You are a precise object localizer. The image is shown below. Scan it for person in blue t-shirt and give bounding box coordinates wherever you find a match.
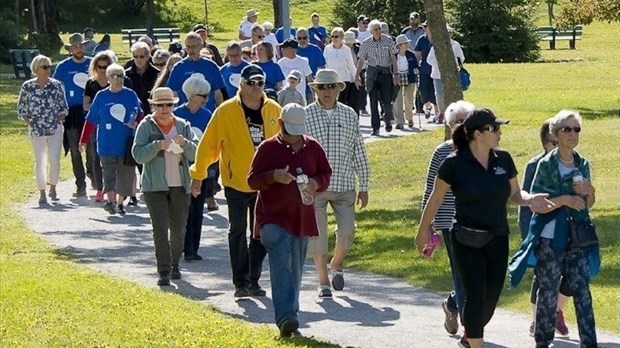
[53,33,93,197]
[295,27,326,103]
[308,13,328,50]
[173,76,220,261]
[275,26,296,43]
[166,33,225,112]
[220,42,249,98]
[79,64,142,216]
[254,41,285,91]
[413,28,437,119]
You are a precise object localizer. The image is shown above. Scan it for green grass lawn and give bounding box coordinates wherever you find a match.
[1,6,618,346]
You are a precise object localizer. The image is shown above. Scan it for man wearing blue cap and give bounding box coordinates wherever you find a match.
[190,64,282,299]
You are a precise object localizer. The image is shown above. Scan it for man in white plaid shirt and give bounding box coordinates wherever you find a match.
[304,69,370,298]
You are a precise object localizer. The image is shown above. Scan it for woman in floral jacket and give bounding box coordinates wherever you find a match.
[17,55,68,204]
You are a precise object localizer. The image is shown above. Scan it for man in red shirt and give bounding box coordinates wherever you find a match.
[247,103,332,338]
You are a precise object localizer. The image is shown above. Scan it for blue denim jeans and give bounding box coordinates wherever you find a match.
[441,228,465,322]
[260,224,308,327]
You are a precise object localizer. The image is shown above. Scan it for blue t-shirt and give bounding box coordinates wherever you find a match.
[166,57,225,112]
[308,26,327,50]
[173,104,212,140]
[86,87,142,157]
[255,61,286,91]
[275,27,297,43]
[413,35,433,75]
[220,60,249,99]
[52,56,92,107]
[296,44,326,76]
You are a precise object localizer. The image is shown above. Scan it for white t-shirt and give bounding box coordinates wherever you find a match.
[239,20,254,38]
[427,39,465,80]
[357,29,371,43]
[397,54,409,73]
[277,56,313,98]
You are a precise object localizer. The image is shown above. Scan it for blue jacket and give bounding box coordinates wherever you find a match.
[508,149,600,288]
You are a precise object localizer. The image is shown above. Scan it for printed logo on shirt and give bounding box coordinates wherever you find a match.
[190,72,206,80]
[109,104,127,123]
[229,73,241,88]
[494,166,507,175]
[248,122,264,147]
[192,126,203,140]
[72,72,89,89]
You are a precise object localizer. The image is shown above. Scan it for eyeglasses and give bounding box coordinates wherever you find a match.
[40,65,52,70]
[362,21,369,25]
[331,35,340,39]
[315,83,338,90]
[97,65,109,70]
[196,94,208,99]
[297,36,308,40]
[133,54,146,59]
[560,126,581,133]
[372,28,381,32]
[109,74,124,79]
[479,125,501,133]
[156,103,175,108]
[245,80,265,87]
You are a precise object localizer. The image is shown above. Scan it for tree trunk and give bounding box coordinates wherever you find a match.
[273,0,282,27]
[422,0,463,140]
[28,0,37,32]
[15,0,20,26]
[145,0,153,37]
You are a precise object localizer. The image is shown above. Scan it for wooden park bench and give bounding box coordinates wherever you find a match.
[121,28,181,50]
[537,25,583,50]
[8,49,41,79]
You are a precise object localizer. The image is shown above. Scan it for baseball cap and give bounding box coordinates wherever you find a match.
[410,12,420,18]
[192,24,207,33]
[280,103,307,135]
[279,39,299,49]
[287,70,303,80]
[357,15,369,22]
[463,108,509,130]
[240,64,265,81]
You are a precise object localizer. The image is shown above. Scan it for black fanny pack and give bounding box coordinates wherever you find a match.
[455,224,494,249]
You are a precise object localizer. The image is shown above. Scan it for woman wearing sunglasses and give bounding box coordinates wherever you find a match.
[17,54,68,204]
[132,87,198,286]
[416,108,554,348]
[510,110,599,348]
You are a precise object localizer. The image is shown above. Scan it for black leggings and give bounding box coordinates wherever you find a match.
[451,232,508,339]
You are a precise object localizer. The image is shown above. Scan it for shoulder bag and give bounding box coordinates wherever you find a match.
[566,207,598,249]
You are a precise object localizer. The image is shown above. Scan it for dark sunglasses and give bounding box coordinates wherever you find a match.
[109,74,125,79]
[560,126,581,133]
[315,83,338,90]
[297,36,308,40]
[362,21,369,25]
[40,65,52,70]
[245,80,265,87]
[97,65,109,70]
[133,54,146,59]
[156,103,175,108]
[196,94,208,99]
[479,125,501,133]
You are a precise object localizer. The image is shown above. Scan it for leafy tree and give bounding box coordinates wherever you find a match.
[556,0,620,27]
[445,0,540,63]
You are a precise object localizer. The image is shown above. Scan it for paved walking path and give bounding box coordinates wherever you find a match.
[20,114,619,347]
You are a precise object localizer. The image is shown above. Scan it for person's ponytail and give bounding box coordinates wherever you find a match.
[452,123,469,151]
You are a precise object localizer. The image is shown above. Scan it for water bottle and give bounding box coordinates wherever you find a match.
[422,230,441,258]
[295,167,314,205]
[572,170,583,184]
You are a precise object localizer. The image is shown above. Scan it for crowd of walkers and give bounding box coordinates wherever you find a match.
[16,9,600,348]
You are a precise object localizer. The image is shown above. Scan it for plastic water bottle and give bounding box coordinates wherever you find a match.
[295,167,314,205]
[572,170,583,183]
[423,231,441,258]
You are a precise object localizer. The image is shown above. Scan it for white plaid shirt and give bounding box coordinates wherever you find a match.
[305,102,370,192]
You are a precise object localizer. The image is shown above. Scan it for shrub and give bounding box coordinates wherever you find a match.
[0,11,27,64]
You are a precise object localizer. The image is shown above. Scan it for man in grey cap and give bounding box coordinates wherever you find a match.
[248,102,332,337]
[305,69,370,298]
[54,33,93,197]
[83,27,98,56]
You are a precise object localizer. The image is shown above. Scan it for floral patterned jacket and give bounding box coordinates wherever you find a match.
[17,78,68,137]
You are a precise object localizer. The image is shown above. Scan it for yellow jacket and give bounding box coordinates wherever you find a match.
[189,95,281,193]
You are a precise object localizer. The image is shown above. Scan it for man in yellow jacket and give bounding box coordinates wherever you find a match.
[190,64,281,299]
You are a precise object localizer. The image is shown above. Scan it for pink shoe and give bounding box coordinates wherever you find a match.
[95,190,104,202]
[555,310,569,336]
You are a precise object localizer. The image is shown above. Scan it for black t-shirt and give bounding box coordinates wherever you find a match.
[438,148,517,235]
[84,79,134,101]
[241,100,264,148]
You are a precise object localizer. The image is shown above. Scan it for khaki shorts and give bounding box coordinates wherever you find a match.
[307,190,356,257]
